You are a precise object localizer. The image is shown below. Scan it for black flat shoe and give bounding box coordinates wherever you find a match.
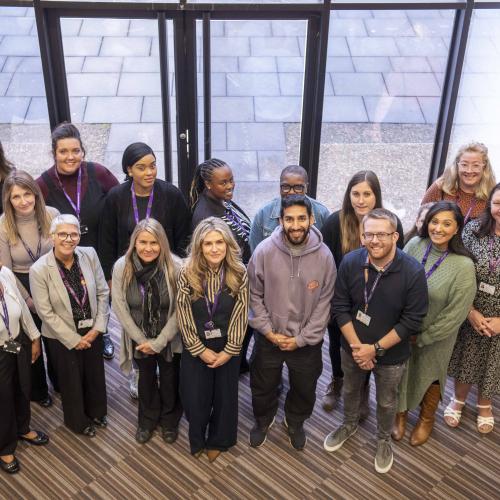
[19,430,49,446]
[93,416,108,428]
[161,427,178,444]
[37,396,53,408]
[102,336,115,360]
[0,456,20,474]
[135,427,153,444]
[82,425,96,437]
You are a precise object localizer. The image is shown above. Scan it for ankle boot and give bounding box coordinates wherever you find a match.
[391,411,408,441]
[322,376,343,412]
[410,384,441,446]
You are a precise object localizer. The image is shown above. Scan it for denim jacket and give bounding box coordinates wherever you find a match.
[249,195,330,252]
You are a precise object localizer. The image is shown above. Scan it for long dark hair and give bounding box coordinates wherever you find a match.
[419,201,472,258]
[189,158,228,210]
[340,170,382,255]
[473,182,500,238]
[404,202,435,244]
[0,141,13,181]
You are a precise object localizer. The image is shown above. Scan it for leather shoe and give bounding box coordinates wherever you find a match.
[391,411,408,441]
[93,416,108,428]
[0,456,20,474]
[37,395,53,408]
[19,430,49,446]
[135,427,153,444]
[102,336,114,360]
[82,425,96,437]
[206,449,221,463]
[161,427,178,444]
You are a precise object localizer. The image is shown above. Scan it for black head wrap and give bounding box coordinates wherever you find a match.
[122,142,155,179]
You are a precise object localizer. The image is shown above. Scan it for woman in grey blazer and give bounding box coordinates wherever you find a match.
[29,214,110,437]
[112,218,182,444]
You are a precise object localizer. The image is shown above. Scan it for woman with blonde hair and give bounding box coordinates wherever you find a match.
[0,170,59,407]
[112,218,183,444]
[421,142,496,222]
[177,217,248,462]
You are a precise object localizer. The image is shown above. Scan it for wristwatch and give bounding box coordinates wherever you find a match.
[374,341,386,358]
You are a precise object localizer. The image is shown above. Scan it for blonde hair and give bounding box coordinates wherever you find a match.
[121,218,177,296]
[1,170,52,245]
[184,217,245,300]
[438,142,496,200]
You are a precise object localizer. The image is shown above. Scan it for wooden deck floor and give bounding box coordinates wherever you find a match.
[1,313,499,499]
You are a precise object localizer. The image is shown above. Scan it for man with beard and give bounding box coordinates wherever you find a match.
[324,208,428,474]
[247,195,336,450]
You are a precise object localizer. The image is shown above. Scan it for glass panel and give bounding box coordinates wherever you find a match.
[317,9,454,230]
[450,9,500,180]
[0,6,52,177]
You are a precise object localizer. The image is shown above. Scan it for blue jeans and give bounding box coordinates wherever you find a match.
[341,349,406,440]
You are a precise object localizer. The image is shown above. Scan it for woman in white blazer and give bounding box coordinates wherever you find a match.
[0,265,48,474]
[29,214,110,437]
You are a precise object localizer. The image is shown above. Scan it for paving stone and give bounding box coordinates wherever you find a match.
[227,73,279,96]
[3,57,23,72]
[486,37,500,56]
[365,19,415,37]
[326,37,350,57]
[67,73,119,97]
[0,7,28,16]
[101,37,151,57]
[0,56,5,71]
[472,18,500,36]
[84,96,142,123]
[352,57,392,72]
[238,57,276,73]
[24,96,49,124]
[118,73,161,97]
[196,73,226,97]
[337,11,372,19]
[254,96,301,122]
[83,57,123,73]
[15,57,42,73]
[277,57,305,72]
[0,17,34,36]
[322,96,368,122]
[141,96,170,123]
[459,73,498,97]
[211,150,258,181]
[225,21,272,37]
[211,96,254,122]
[212,37,250,57]
[329,18,367,37]
[473,97,500,125]
[227,122,285,151]
[390,56,431,72]
[427,56,447,73]
[465,56,500,73]
[410,18,453,37]
[206,57,238,73]
[0,96,29,123]
[60,18,83,37]
[279,72,333,96]
[371,10,407,19]
[80,19,130,37]
[364,96,425,123]
[251,37,300,57]
[122,56,160,72]
[406,10,441,19]
[384,72,440,97]
[0,36,41,57]
[326,57,354,72]
[257,150,287,182]
[271,20,307,37]
[199,122,226,151]
[7,73,45,97]
[129,19,158,37]
[65,57,85,73]
[332,73,388,96]
[62,37,101,57]
[347,37,399,57]
[417,96,441,124]
[395,37,448,57]
[107,122,164,151]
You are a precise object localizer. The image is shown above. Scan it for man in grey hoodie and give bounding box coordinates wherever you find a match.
[248,194,336,450]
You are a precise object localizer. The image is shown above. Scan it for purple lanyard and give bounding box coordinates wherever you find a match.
[58,265,88,317]
[131,184,154,225]
[0,288,11,338]
[489,237,500,273]
[421,242,449,280]
[55,167,82,219]
[363,257,392,313]
[224,202,248,234]
[203,267,225,330]
[19,235,41,263]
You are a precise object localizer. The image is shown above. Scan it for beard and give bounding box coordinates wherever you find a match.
[284,226,310,246]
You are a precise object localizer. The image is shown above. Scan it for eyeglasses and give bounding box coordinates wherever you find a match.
[56,232,80,241]
[363,232,395,241]
[280,184,306,194]
[457,162,484,171]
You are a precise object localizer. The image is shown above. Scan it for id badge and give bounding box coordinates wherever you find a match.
[78,318,94,329]
[356,310,371,326]
[204,328,222,339]
[80,224,89,235]
[3,339,21,355]
[479,282,496,295]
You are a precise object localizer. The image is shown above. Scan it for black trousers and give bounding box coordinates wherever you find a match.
[180,337,241,455]
[48,336,107,434]
[327,323,343,379]
[0,333,32,456]
[134,353,182,431]
[250,335,323,428]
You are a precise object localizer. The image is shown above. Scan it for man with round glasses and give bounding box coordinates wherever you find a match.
[249,165,330,252]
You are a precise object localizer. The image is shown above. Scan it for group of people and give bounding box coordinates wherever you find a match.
[0,126,498,476]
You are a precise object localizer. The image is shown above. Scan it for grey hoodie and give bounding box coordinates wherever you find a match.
[248,225,336,347]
